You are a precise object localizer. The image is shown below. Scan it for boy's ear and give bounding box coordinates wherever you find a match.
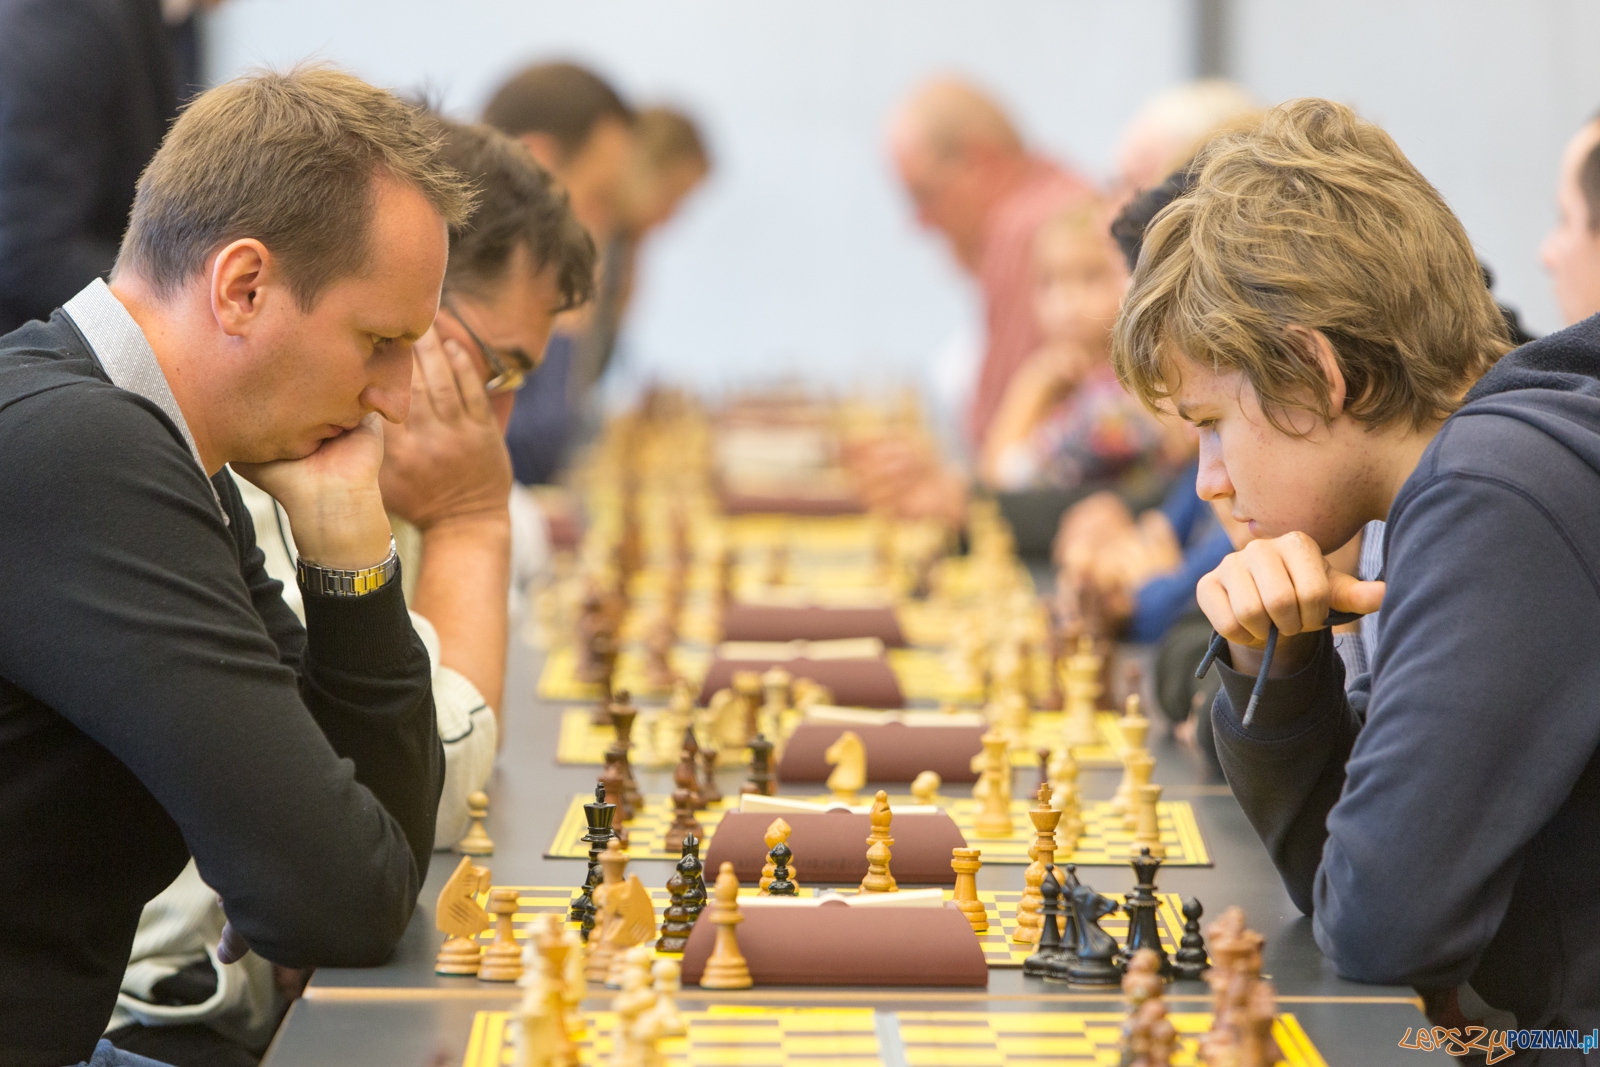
[1286,325,1347,418]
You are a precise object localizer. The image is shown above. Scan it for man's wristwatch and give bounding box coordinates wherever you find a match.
[296,537,400,597]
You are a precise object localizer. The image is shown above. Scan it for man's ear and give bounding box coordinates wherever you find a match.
[518,132,565,174]
[1287,325,1347,419]
[210,239,274,338]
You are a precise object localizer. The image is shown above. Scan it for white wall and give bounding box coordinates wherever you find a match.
[205,0,1191,395]
[1233,0,1600,336]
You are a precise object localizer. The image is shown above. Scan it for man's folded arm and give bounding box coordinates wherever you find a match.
[0,388,441,966]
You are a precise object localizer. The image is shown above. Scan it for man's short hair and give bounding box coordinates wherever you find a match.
[116,66,474,310]
[481,61,632,160]
[634,106,710,174]
[433,118,596,312]
[1114,98,1512,432]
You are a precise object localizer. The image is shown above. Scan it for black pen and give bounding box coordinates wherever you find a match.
[1195,610,1364,727]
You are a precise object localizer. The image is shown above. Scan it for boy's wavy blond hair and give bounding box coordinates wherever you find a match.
[1113,98,1512,432]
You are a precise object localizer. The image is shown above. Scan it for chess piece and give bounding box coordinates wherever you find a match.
[679,834,708,921]
[609,944,658,1067]
[599,750,633,842]
[759,818,797,892]
[910,770,942,806]
[859,790,897,893]
[766,840,797,896]
[1172,897,1210,980]
[590,842,658,988]
[824,730,866,804]
[609,692,644,812]
[1065,881,1124,985]
[644,613,677,690]
[764,544,788,587]
[515,914,581,1067]
[700,862,753,989]
[1130,781,1166,860]
[665,749,704,853]
[708,688,745,752]
[999,690,1031,749]
[1110,694,1151,820]
[698,747,723,807]
[1013,783,1062,945]
[586,841,630,982]
[1121,949,1171,1067]
[679,726,703,808]
[434,855,492,976]
[570,783,618,939]
[733,670,764,745]
[1120,749,1156,832]
[1060,635,1102,748]
[950,848,988,933]
[1022,867,1067,978]
[742,733,777,796]
[455,791,495,856]
[760,666,791,740]
[656,853,695,954]
[658,680,696,765]
[1123,848,1171,977]
[972,731,1014,838]
[1047,747,1084,853]
[479,887,524,981]
[640,957,687,1041]
[791,676,833,713]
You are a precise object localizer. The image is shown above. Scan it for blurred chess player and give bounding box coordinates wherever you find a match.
[111,118,595,1066]
[483,61,634,487]
[0,0,228,335]
[1542,111,1600,327]
[0,68,471,1067]
[1109,79,1256,199]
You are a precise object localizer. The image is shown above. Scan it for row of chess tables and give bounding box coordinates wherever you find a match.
[260,630,1448,1066]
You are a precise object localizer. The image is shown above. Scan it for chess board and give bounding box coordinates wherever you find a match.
[545,795,1210,867]
[462,1007,1329,1067]
[887,649,1055,704]
[468,886,1183,971]
[537,646,712,702]
[553,708,1125,770]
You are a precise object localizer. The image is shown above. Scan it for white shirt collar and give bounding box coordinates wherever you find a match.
[63,279,227,522]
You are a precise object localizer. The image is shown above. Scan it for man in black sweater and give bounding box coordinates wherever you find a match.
[1115,100,1599,1060]
[0,68,473,1067]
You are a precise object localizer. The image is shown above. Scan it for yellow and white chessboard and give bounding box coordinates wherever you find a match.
[554,709,1127,770]
[463,1007,1329,1067]
[466,886,1182,971]
[538,646,712,702]
[545,795,1210,867]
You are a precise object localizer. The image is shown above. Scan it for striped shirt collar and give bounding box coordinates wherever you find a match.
[63,278,227,522]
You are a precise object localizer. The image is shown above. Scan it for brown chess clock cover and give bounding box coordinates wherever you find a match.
[703,809,966,884]
[680,899,988,986]
[717,491,866,516]
[697,656,904,708]
[777,721,985,783]
[719,604,908,646]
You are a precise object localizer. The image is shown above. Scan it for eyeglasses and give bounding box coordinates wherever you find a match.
[439,294,538,394]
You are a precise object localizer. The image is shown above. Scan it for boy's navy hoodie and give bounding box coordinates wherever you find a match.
[1212,316,1600,1060]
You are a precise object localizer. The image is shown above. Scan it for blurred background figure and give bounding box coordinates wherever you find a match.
[483,60,635,487]
[1109,78,1256,199]
[0,0,223,334]
[579,105,711,407]
[1542,111,1600,327]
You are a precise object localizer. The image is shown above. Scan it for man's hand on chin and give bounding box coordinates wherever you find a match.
[233,413,395,570]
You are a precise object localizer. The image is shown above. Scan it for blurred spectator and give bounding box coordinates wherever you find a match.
[0,0,224,335]
[577,104,711,398]
[1110,79,1256,199]
[1541,111,1600,326]
[887,77,1093,447]
[483,61,634,484]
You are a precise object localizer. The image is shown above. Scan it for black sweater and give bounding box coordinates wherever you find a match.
[1213,319,1600,1060]
[0,314,443,1066]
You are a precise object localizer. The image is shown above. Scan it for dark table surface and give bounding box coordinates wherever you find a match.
[266,629,1443,1066]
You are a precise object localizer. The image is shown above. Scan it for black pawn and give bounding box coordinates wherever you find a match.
[1023,868,1065,978]
[742,733,776,796]
[679,834,708,921]
[766,841,797,896]
[1172,897,1210,980]
[656,851,696,953]
[1122,847,1171,977]
[570,782,617,939]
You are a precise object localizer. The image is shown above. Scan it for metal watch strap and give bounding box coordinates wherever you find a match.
[296,537,400,597]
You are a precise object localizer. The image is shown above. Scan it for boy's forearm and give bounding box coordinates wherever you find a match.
[409,514,512,714]
[1211,631,1362,913]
